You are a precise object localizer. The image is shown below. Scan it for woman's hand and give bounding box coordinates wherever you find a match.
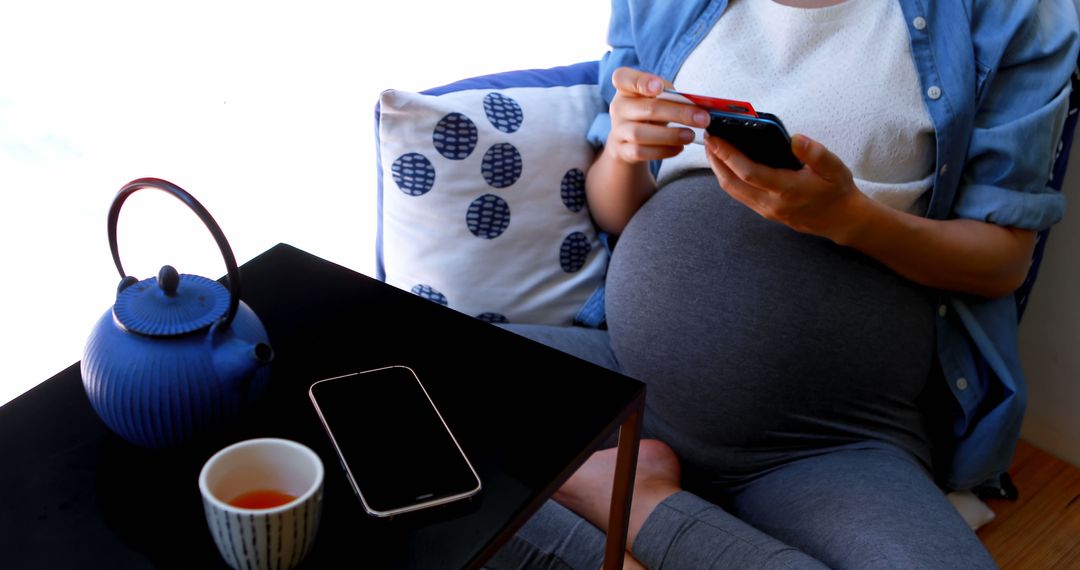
[605,67,712,164]
[705,132,1036,298]
[587,67,713,234]
[703,132,870,243]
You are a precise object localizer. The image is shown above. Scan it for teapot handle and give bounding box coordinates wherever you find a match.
[107,178,242,330]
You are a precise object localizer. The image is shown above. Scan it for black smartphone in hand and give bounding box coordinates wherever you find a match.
[660,89,803,170]
[309,365,482,518]
[705,111,803,170]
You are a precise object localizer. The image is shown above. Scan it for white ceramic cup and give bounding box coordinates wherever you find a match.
[199,438,325,570]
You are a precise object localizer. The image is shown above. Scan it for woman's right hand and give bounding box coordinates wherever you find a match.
[605,67,713,164]
[586,67,713,233]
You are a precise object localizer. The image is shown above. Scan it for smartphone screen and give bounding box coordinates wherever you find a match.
[308,366,481,517]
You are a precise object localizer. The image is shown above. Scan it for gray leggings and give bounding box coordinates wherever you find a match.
[488,172,995,568]
[488,445,993,569]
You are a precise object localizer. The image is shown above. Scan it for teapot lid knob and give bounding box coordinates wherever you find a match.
[158,265,180,296]
[113,268,231,336]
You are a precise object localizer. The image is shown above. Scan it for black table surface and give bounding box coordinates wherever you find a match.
[0,243,644,569]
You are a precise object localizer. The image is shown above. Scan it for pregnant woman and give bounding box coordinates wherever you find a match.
[490,0,1079,568]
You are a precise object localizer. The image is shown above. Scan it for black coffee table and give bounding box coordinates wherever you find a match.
[0,243,644,569]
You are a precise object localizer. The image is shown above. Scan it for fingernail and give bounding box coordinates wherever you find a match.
[793,134,810,152]
[693,111,710,127]
[647,79,662,94]
[679,129,694,143]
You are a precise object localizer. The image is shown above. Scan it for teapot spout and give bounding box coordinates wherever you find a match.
[211,334,274,393]
[252,342,274,365]
[216,340,274,376]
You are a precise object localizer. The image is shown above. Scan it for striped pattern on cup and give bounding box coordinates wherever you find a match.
[202,488,322,570]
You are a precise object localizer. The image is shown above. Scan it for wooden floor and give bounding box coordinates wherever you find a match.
[977,440,1080,569]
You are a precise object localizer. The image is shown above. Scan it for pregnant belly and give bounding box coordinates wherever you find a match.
[605,172,935,476]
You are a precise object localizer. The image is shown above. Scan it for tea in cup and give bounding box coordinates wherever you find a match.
[199,438,324,570]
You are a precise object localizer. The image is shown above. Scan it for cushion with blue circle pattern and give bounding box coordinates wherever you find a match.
[375,62,608,326]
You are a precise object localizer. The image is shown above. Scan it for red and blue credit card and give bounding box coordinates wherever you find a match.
[658,89,758,117]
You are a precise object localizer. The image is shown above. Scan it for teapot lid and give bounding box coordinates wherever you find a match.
[114,266,231,336]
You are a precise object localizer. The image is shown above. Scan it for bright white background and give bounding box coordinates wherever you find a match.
[0,1,610,405]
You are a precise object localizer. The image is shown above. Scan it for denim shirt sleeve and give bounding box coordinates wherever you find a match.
[587,1,728,148]
[933,0,1080,491]
[953,0,1079,231]
[587,0,643,148]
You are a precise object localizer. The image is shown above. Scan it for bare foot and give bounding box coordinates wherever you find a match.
[621,552,647,570]
[554,439,682,548]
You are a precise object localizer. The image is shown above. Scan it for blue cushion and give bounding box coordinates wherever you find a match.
[375,62,609,327]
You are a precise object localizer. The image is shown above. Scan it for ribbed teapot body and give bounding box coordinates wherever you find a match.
[81,301,271,448]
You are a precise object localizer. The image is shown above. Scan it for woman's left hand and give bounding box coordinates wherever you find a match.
[704,133,870,244]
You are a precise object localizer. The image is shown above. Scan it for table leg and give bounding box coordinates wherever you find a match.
[602,405,643,570]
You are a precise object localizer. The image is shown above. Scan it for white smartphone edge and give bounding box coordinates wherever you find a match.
[308,365,483,518]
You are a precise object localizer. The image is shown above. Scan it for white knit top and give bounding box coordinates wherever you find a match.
[657,0,935,213]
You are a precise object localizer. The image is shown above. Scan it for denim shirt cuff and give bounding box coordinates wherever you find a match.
[952,183,1066,231]
[587,112,611,149]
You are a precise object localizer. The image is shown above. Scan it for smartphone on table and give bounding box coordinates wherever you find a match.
[660,89,803,170]
[308,365,482,518]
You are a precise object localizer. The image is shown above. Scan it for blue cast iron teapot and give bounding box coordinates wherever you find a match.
[82,178,273,448]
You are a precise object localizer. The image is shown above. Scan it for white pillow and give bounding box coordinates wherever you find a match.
[375,63,608,326]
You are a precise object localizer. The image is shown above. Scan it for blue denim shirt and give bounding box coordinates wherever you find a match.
[587,0,1079,491]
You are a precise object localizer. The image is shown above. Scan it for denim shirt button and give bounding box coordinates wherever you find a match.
[956,377,969,391]
[927,85,942,100]
[938,304,948,318]
[912,16,927,31]
[939,163,949,176]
